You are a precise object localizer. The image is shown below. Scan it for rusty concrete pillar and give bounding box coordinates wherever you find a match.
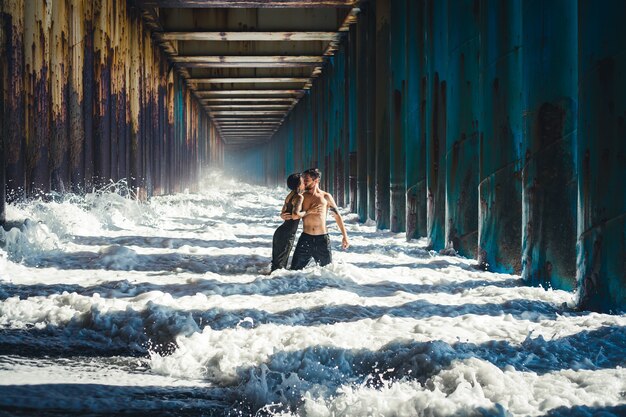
[166,67,175,194]
[82,0,94,190]
[93,0,111,187]
[129,9,144,197]
[356,3,369,222]
[444,0,480,257]
[521,0,577,290]
[0,1,5,223]
[577,0,626,312]
[2,0,26,201]
[348,26,357,213]
[425,0,447,250]
[109,0,123,183]
[50,0,70,193]
[366,0,377,221]
[405,0,427,240]
[375,0,390,230]
[478,0,523,273]
[24,0,51,196]
[389,0,407,233]
[68,0,86,192]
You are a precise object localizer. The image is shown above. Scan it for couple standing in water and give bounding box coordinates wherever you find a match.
[271,168,350,272]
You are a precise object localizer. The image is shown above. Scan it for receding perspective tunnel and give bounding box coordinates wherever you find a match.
[0,0,625,415]
[3,0,623,311]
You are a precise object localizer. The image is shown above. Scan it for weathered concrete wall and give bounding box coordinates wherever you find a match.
[0,0,223,206]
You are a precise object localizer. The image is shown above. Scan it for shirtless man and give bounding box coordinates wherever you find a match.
[289,168,349,270]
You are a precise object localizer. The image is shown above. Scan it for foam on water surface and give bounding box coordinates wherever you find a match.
[0,171,625,416]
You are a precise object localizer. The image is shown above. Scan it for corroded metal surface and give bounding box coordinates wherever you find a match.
[355,1,369,222]
[24,0,51,195]
[374,0,390,230]
[521,0,577,291]
[405,0,426,241]
[1,0,223,203]
[425,0,447,251]
[444,0,480,258]
[2,0,26,201]
[577,0,626,312]
[478,0,523,273]
[0,1,5,223]
[389,0,406,233]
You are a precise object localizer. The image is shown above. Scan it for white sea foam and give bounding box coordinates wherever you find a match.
[0,170,624,416]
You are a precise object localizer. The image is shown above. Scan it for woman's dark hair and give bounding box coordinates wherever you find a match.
[286,173,301,191]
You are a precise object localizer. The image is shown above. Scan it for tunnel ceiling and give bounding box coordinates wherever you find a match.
[134,0,359,147]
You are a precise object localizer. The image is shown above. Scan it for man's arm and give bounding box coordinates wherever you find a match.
[325,193,350,249]
[291,195,322,219]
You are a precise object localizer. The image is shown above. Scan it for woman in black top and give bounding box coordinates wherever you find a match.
[270,173,319,272]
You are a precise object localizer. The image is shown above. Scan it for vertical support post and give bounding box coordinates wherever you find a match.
[389,0,407,233]
[375,0,390,230]
[129,7,142,196]
[406,0,427,240]
[356,6,369,221]
[425,0,447,250]
[109,0,122,183]
[577,0,626,312]
[444,0,480,257]
[366,0,377,221]
[347,26,357,212]
[521,0,577,290]
[51,0,70,193]
[69,0,86,192]
[2,0,25,201]
[93,0,111,187]
[24,0,51,196]
[478,0,523,273]
[0,0,5,223]
[82,0,94,190]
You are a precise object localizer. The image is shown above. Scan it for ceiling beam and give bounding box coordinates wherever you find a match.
[178,62,319,68]
[189,77,309,84]
[160,32,340,42]
[138,1,356,8]
[171,56,324,64]
[202,98,297,103]
[209,110,287,116]
[211,114,284,118]
[208,104,292,109]
[197,90,303,96]
[216,121,282,125]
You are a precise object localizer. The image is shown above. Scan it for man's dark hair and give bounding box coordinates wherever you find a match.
[286,173,301,191]
[303,168,321,180]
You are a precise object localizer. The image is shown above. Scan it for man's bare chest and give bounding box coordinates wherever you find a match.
[303,194,326,210]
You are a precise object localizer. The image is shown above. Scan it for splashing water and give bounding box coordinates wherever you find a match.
[0,171,624,416]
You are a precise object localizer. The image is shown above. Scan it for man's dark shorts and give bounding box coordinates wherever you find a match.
[290,233,332,270]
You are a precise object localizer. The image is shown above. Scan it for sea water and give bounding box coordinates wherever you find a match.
[0,172,624,416]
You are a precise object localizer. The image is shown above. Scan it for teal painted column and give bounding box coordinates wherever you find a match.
[478,0,523,273]
[406,0,427,240]
[389,0,407,233]
[521,0,577,290]
[346,25,359,213]
[425,0,447,250]
[367,0,377,221]
[577,0,626,312]
[445,0,480,258]
[375,0,391,229]
[328,56,336,197]
[356,3,370,222]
